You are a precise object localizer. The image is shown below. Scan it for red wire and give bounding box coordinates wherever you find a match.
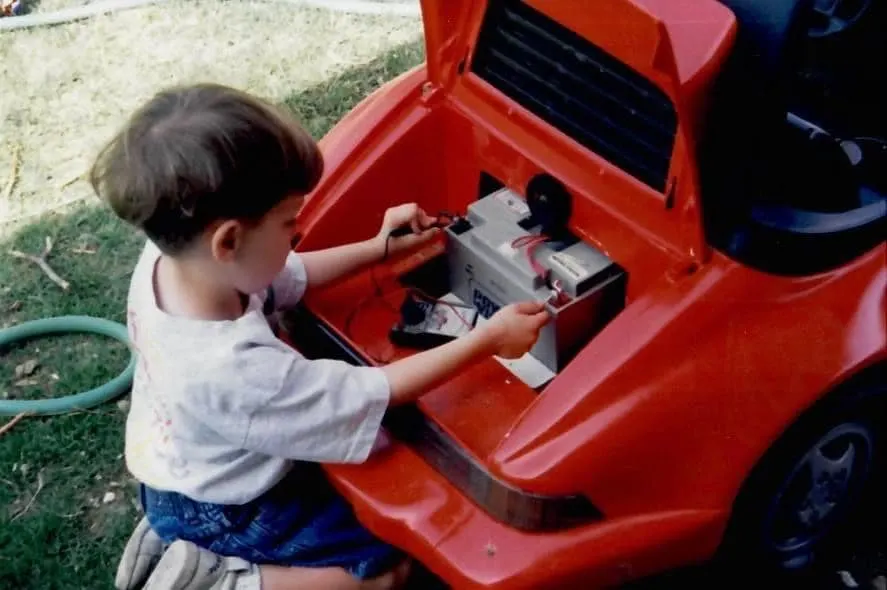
[344,218,473,360]
[510,234,546,248]
[354,230,551,344]
[345,220,558,360]
[408,288,474,328]
[511,234,549,280]
[525,240,548,278]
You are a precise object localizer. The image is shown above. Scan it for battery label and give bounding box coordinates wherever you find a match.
[472,288,502,319]
[549,252,590,281]
[424,303,477,337]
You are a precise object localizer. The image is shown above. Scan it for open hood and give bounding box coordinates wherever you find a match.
[421,0,735,120]
[419,0,737,260]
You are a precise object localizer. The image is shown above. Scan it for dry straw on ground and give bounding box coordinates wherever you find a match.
[0,0,422,230]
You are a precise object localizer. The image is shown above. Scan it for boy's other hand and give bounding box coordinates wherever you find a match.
[483,301,550,359]
[377,203,440,257]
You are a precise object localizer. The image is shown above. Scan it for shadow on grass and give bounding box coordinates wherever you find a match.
[0,40,424,590]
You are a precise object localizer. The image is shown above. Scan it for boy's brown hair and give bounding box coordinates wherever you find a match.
[90,83,323,254]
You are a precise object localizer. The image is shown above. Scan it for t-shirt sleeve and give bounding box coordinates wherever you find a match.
[226,339,391,464]
[269,252,308,310]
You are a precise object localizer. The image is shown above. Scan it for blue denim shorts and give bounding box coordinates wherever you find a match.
[140,465,403,579]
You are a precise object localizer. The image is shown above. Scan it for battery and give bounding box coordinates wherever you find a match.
[445,188,625,372]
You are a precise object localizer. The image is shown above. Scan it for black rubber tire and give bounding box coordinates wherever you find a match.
[718,374,886,582]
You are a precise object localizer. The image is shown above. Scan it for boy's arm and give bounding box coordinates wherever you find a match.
[381,301,548,404]
[298,237,385,288]
[270,233,426,310]
[298,203,439,290]
[222,303,546,465]
[381,324,498,405]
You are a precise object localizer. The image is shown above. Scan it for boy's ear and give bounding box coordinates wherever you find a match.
[209,220,243,262]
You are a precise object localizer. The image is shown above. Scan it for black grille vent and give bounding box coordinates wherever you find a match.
[471,0,678,192]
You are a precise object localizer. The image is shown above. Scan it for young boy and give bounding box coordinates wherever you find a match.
[92,83,549,590]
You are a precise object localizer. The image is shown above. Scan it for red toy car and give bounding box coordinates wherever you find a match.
[284,0,886,587]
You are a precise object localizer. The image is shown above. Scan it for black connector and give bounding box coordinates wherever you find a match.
[399,296,427,326]
[388,225,417,238]
[388,215,458,239]
[389,295,477,350]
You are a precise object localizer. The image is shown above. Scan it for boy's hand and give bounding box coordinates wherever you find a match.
[377,203,440,257]
[384,300,551,405]
[482,301,550,359]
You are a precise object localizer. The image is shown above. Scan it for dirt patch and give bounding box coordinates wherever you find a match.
[84,494,132,539]
[78,470,139,539]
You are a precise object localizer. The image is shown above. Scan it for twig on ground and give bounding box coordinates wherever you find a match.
[9,237,71,290]
[58,172,85,191]
[2,143,22,201]
[0,477,19,489]
[11,470,45,522]
[0,412,29,437]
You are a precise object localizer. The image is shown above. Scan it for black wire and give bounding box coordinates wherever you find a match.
[344,211,458,361]
[373,234,401,314]
[342,233,399,363]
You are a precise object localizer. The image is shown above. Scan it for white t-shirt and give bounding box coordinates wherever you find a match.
[124,241,390,505]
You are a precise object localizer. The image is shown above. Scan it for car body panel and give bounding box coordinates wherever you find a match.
[286,0,887,586]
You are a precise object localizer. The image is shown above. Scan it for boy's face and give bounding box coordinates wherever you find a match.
[210,195,304,294]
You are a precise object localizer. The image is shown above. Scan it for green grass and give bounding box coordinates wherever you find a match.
[0,41,423,590]
[284,40,425,138]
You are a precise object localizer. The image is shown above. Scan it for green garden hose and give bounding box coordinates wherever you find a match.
[0,316,135,416]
